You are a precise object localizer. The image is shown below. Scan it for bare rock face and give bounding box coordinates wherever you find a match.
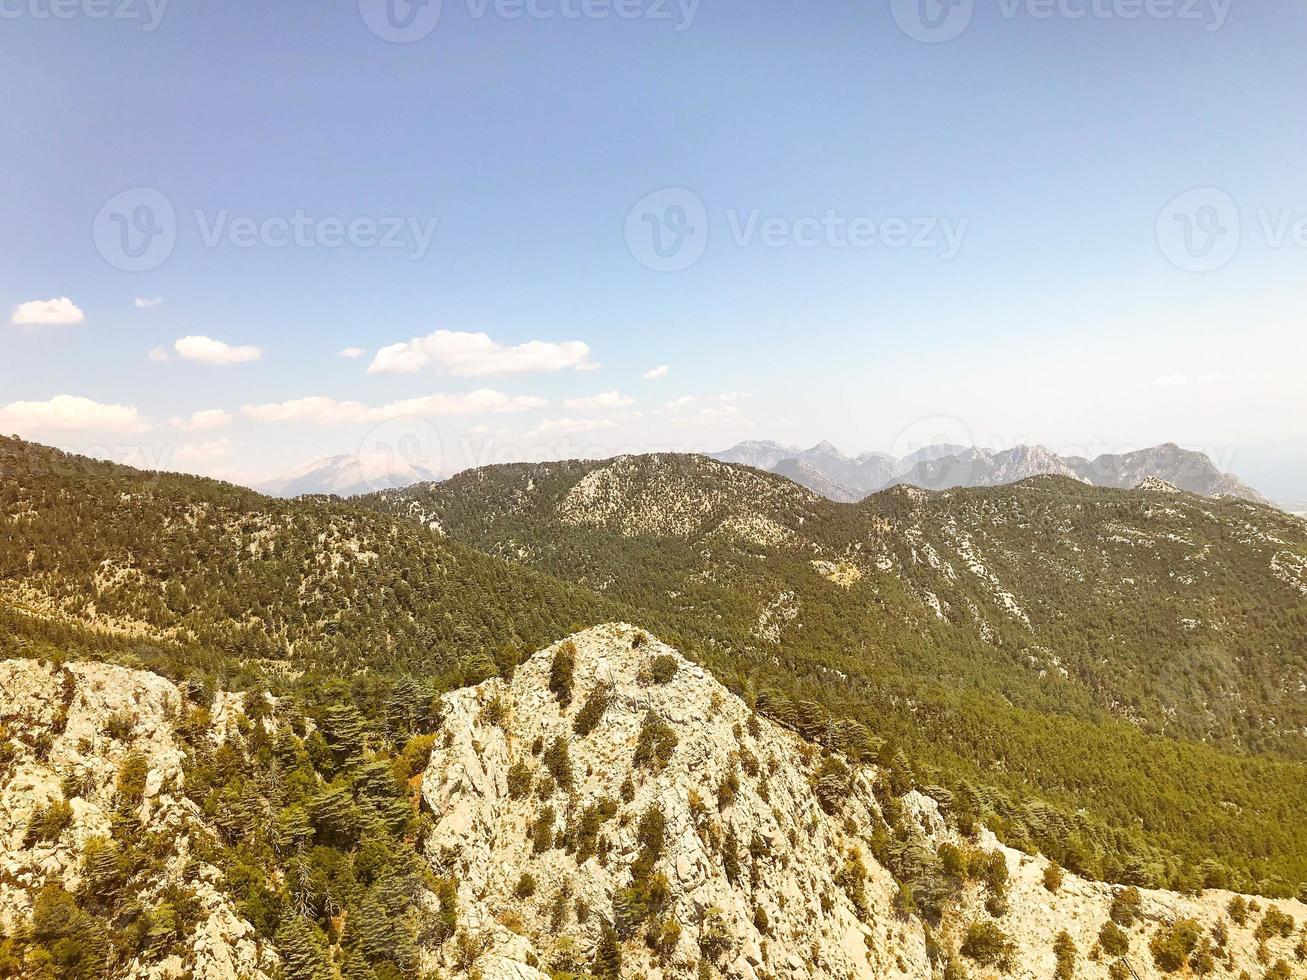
[0,659,275,980]
[421,623,926,980]
[419,625,1307,980]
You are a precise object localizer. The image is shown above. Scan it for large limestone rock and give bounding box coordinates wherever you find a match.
[0,658,275,980]
[419,624,1307,979]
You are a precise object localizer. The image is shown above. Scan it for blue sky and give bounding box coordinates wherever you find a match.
[3,0,1306,498]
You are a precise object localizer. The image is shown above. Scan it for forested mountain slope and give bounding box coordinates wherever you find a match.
[0,436,618,680]
[359,454,1307,895]
[360,455,1307,753]
[2,438,1305,901]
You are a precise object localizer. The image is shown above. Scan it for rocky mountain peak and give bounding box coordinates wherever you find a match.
[420,623,926,979]
[415,625,1307,980]
[1135,476,1182,494]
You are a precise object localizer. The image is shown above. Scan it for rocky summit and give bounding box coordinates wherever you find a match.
[416,625,1305,980]
[2,625,1305,979]
[0,658,276,980]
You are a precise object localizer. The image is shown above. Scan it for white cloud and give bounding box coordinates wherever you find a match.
[148,347,172,363]
[661,392,750,425]
[242,389,546,425]
[135,296,164,309]
[1153,372,1224,388]
[11,298,85,327]
[665,392,750,411]
[0,394,145,432]
[338,347,366,359]
[690,404,746,424]
[373,391,547,419]
[528,417,617,437]
[368,330,596,377]
[643,365,670,380]
[170,409,233,432]
[562,390,635,411]
[242,396,371,424]
[174,437,233,464]
[174,335,263,366]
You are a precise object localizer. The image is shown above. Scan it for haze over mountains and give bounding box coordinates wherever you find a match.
[254,453,442,498]
[254,437,1271,510]
[712,439,1269,505]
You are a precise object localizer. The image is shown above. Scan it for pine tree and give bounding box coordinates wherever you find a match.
[321,703,367,762]
[591,921,622,979]
[274,914,331,980]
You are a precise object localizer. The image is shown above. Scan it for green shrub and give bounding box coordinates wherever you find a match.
[1255,906,1295,941]
[633,712,678,772]
[1227,894,1249,926]
[507,760,533,799]
[24,798,74,846]
[1150,918,1202,973]
[116,750,150,810]
[514,873,537,899]
[549,642,576,708]
[543,737,574,790]
[1053,931,1076,980]
[961,920,1014,968]
[1099,920,1130,956]
[1110,887,1142,927]
[649,655,677,685]
[531,807,556,853]
[573,685,611,737]
[1043,863,1064,893]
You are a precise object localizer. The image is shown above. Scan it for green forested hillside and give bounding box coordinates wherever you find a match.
[3,438,1306,898]
[360,454,1307,895]
[0,436,617,681]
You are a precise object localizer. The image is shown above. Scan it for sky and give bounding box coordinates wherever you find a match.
[2,0,1306,500]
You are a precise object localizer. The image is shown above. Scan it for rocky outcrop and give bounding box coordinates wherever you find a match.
[418,625,1307,979]
[421,623,926,980]
[3,633,1304,979]
[0,659,275,980]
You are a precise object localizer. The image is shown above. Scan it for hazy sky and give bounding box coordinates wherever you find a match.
[3,0,1306,498]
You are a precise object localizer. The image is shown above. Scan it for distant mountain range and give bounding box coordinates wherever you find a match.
[257,439,1268,507]
[256,453,442,498]
[712,439,1269,504]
